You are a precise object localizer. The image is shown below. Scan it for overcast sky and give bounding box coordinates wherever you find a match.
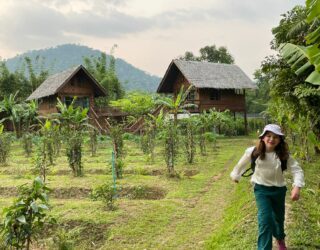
[0,0,304,78]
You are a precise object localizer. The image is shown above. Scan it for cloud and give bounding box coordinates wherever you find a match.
[0,1,154,52]
[65,11,152,37]
[0,0,305,76]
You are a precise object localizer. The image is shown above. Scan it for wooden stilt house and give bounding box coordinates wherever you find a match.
[157,59,257,132]
[26,65,115,131]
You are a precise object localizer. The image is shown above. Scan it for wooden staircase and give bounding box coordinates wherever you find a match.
[124,105,164,134]
[89,107,111,134]
[89,105,165,134]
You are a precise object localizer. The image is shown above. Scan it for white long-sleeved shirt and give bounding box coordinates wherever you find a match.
[230,146,305,188]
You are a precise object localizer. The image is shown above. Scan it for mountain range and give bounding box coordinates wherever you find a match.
[4,44,162,92]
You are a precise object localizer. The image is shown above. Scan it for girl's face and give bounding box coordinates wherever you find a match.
[262,131,281,152]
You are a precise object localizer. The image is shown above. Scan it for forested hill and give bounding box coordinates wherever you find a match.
[4,44,161,92]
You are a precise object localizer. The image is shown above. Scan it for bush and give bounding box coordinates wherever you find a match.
[0,177,55,249]
[0,127,12,165]
[90,184,117,210]
[52,228,75,250]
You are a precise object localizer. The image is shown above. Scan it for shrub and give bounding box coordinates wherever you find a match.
[0,177,55,249]
[0,125,12,165]
[91,184,117,210]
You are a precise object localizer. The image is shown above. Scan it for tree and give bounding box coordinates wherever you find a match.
[1,177,54,249]
[156,86,196,176]
[24,56,49,93]
[179,44,234,64]
[110,92,158,118]
[0,124,11,165]
[84,46,125,105]
[55,98,90,176]
[156,85,196,125]
[246,68,271,114]
[0,62,28,100]
[260,2,320,156]
[0,92,25,137]
[279,3,320,85]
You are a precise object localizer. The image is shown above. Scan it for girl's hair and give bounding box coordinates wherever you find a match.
[253,134,289,160]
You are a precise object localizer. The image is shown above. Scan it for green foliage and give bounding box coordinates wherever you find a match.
[55,98,89,177]
[109,124,125,178]
[156,86,194,175]
[21,132,33,157]
[89,128,98,157]
[279,3,320,85]
[0,92,24,137]
[24,56,49,93]
[0,124,12,165]
[156,85,195,125]
[0,177,54,249]
[263,3,320,157]
[0,56,49,101]
[0,62,29,100]
[91,184,116,210]
[180,118,196,164]
[52,228,75,250]
[162,120,179,177]
[179,44,235,64]
[84,47,125,105]
[110,91,158,118]
[287,159,320,248]
[246,69,271,114]
[5,44,160,93]
[33,120,58,181]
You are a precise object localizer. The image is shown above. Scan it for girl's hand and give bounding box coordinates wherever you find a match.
[291,186,301,201]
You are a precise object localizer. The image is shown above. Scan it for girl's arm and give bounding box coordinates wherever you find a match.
[287,156,305,201]
[230,147,254,182]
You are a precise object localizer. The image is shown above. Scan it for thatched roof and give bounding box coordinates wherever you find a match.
[157,59,257,93]
[27,65,106,100]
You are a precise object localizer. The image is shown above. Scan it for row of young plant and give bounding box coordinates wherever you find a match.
[0,88,243,248]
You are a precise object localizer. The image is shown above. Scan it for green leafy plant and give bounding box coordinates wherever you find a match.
[33,120,57,182]
[90,184,117,210]
[55,98,90,177]
[21,132,33,157]
[180,117,196,164]
[0,124,12,165]
[89,128,98,157]
[109,124,125,178]
[52,228,75,250]
[0,177,54,249]
[278,1,320,85]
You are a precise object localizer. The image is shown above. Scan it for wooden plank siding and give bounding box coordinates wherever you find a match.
[37,71,96,115]
[170,71,245,113]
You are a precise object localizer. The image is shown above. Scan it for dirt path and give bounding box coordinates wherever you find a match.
[149,154,238,249]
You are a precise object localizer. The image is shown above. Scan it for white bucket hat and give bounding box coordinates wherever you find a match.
[259,124,284,138]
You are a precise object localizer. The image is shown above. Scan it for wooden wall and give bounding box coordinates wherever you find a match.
[172,71,246,113]
[38,71,97,115]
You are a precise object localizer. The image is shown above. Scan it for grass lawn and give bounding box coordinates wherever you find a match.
[0,135,318,249]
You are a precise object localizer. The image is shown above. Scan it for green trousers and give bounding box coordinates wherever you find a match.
[254,184,287,250]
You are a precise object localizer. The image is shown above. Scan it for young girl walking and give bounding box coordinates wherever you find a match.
[230,124,305,250]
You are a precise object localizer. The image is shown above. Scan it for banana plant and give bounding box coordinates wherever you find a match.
[156,85,197,125]
[279,0,320,85]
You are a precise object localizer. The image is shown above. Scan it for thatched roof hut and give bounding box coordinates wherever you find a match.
[157,59,256,93]
[27,65,106,101]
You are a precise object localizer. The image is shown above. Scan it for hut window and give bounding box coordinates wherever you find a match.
[187,90,195,101]
[49,96,55,108]
[209,89,221,100]
[65,96,89,109]
[234,89,244,95]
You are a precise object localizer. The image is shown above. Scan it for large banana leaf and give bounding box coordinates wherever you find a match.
[306,0,320,23]
[280,43,320,85]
